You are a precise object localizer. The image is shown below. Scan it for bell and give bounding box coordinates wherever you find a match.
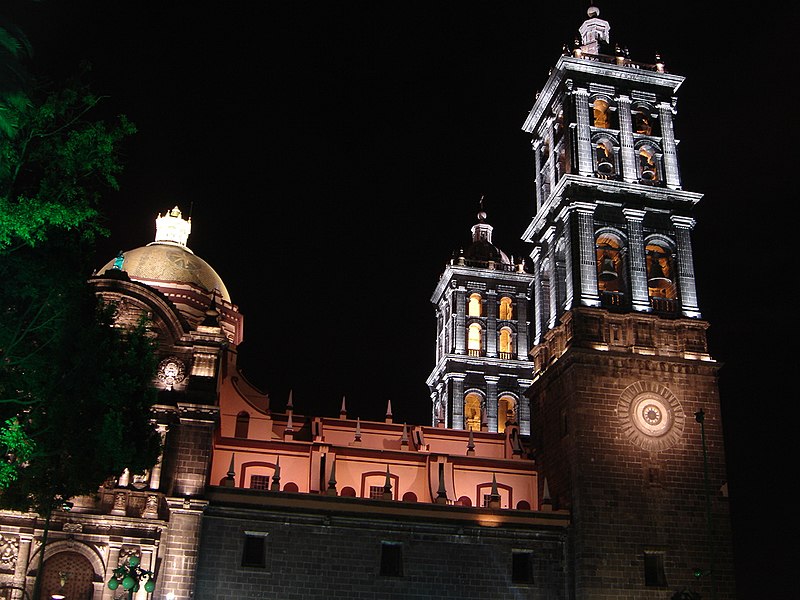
[598,255,618,281]
[647,255,671,286]
[597,159,614,174]
[641,168,656,180]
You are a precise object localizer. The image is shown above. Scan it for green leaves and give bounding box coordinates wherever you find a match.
[0,417,34,488]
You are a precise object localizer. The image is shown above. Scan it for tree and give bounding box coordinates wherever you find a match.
[0,18,159,516]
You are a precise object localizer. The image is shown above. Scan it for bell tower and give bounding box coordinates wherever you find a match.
[427,204,534,434]
[523,6,735,598]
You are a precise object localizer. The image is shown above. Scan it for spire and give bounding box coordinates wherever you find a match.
[286,389,294,414]
[541,477,552,511]
[466,429,475,456]
[223,453,235,487]
[435,463,448,504]
[353,417,362,445]
[153,206,192,247]
[339,395,347,420]
[578,3,611,55]
[487,473,501,508]
[385,399,393,424]
[471,196,494,244]
[400,423,409,449]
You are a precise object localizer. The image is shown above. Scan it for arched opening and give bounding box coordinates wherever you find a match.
[516,500,531,510]
[340,486,356,497]
[467,293,482,317]
[456,495,472,507]
[499,327,513,358]
[467,323,482,356]
[596,232,626,306]
[595,139,615,176]
[646,240,678,308]
[592,98,611,128]
[499,296,513,320]
[40,551,96,600]
[402,491,418,503]
[638,144,659,181]
[498,395,517,433]
[283,482,299,493]
[464,392,482,432]
[235,411,250,438]
[632,106,656,135]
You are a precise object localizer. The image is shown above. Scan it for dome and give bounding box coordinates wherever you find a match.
[458,206,512,266]
[98,206,231,302]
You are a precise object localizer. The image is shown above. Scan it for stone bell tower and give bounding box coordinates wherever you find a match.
[522,5,735,598]
[427,204,534,434]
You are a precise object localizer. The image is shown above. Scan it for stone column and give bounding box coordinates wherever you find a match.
[617,94,637,182]
[157,498,208,600]
[102,543,122,600]
[573,88,594,176]
[485,376,500,433]
[623,208,650,311]
[671,216,701,318]
[532,140,544,208]
[485,289,497,358]
[517,379,533,436]
[148,424,169,491]
[659,100,681,189]
[544,226,559,330]
[530,246,544,344]
[11,534,32,600]
[453,289,466,355]
[571,202,600,307]
[450,374,466,430]
[515,291,530,360]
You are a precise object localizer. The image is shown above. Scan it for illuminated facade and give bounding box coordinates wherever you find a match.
[0,6,734,600]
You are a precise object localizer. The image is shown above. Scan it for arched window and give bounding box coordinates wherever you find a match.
[498,395,517,433]
[499,296,513,320]
[637,144,660,181]
[596,232,624,295]
[464,392,482,432]
[595,139,615,176]
[645,239,678,307]
[632,106,658,136]
[499,327,513,357]
[235,411,250,438]
[592,98,611,128]
[468,293,482,317]
[467,323,482,355]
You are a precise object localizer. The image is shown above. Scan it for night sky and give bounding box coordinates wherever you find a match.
[5,1,790,596]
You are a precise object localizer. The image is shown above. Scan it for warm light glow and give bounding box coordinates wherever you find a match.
[468,293,482,317]
[499,296,513,320]
[464,393,482,431]
[467,323,482,351]
[499,327,513,355]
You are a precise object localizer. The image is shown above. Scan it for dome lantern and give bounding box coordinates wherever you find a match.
[154,206,192,247]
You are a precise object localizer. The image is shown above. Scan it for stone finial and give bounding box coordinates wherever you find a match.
[385,399,393,423]
[541,477,552,511]
[353,417,362,445]
[400,423,409,449]
[435,463,448,504]
[284,413,294,441]
[487,473,501,509]
[270,457,281,492]
[224,453,236,486]
[339,395,347,419]
[578,3,610,55]
[381,466,393,500]
[326,458,338,496]
[286,389,294,414]
[466,429,475,456]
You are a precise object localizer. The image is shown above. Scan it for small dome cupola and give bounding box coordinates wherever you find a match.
[460,200,512,267]
[153,206,192,249]
[578,4,611,55]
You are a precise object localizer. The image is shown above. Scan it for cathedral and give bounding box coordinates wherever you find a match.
[0,6,735,599]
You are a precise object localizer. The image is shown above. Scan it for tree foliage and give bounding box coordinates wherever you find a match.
[0,41,158,509]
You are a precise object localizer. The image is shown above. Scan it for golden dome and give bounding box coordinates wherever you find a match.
[98,207,230,301]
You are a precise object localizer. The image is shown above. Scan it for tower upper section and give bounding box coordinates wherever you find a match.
[522,6,704,345]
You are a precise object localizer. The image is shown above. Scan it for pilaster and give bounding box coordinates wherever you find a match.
[623,208,650,311]
[671,215,701,318]
[574,87,594,176]
[617,94,637,182]
[659,100,681,189]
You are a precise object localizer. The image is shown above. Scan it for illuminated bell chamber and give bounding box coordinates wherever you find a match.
[597,158,614,174]
[647,255,671,287]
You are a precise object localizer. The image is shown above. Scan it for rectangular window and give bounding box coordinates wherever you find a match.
[241,532,267,568]
[369,485,385,499]
[379,542,403,577]
[644,552,667,587]
[512,551,534,584]
[250,475,270,490]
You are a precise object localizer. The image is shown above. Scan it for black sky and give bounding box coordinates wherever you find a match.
[5,1,791,596]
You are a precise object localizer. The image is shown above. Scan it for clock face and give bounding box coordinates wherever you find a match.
[617,382,685,452]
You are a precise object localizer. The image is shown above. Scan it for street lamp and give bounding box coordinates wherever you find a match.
[107,554,156,598]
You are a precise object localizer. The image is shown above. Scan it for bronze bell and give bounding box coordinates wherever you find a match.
[647,253,671,285]
[598,254,618,281]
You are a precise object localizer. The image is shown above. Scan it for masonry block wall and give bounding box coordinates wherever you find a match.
[194,502,569,599]
[530,330,735,599]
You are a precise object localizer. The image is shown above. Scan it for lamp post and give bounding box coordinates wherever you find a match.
[107,555,156,599]
[694,409,717,600]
